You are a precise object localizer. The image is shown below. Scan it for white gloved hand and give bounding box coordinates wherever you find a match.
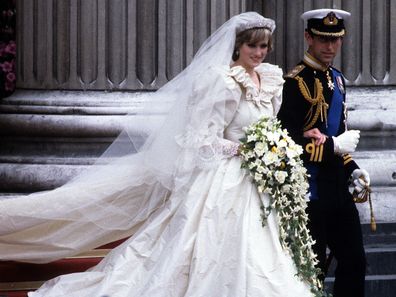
[352,168,370,193]
[332,130,360,155]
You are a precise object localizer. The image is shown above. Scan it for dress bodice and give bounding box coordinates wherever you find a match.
[222,63,284,142]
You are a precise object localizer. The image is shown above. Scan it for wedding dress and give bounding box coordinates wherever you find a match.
[0,12,315,297]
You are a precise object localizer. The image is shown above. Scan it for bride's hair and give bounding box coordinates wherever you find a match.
[232,27,273,61]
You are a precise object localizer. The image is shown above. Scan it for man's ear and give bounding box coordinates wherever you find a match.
[304,31,313,46]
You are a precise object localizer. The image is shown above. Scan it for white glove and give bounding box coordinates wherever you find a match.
[352,169,370,193]
[332,130,360,155]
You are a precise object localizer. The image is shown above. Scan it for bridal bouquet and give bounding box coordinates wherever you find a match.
[239,117,326,297]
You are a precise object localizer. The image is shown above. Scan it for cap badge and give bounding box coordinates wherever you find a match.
[323,12,338,26]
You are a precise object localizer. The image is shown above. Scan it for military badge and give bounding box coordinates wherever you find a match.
[323,12,338,26]
[326,70,335,90]
[336,76,345,94]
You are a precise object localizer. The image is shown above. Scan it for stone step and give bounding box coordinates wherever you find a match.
[0,136,111,157]
[362,223,396,246]
[0,90,144,110]
[0,91,163,140]
[325,223,396,296]
[325,275,396,297]
[326,223,396,276]
[0,162,88,192]
[347,87,396,152]
[327,245,396,277]
[356,189,396,224]
[0,113,161,143]
[366,246,396,275]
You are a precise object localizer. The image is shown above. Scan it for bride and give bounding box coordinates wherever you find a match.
[0,12,322,297]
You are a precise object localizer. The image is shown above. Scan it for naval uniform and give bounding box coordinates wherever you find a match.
[278,52,366,297]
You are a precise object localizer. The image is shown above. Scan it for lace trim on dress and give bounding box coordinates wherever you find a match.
[228,63,284,107]
[215,138,240,157]
[175,124,240,165]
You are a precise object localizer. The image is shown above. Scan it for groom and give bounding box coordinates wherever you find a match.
[278,8,370,297]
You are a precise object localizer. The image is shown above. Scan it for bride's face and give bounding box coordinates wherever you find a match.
[237,37,269,70]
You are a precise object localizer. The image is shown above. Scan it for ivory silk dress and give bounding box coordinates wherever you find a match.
[1,63,313,297]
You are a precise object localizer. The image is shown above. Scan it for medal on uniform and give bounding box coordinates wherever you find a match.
[326,70,335,90]
[336,75,345,94]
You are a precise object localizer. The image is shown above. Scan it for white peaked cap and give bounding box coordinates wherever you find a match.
[301,8,351,21]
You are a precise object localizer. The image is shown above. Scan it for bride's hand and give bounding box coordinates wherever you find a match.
[303,128,327,146]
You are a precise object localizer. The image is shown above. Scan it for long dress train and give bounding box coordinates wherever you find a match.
[1,63,314,297]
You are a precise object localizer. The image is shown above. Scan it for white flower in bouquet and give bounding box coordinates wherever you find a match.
[274,170,288,184]
[247,133,258,142]
[254,142,266,156]
[256,165,266,174]
[286,146,300,159]
[266,130,281,144]
[248,162,256,170]
[263,151,279,165]
[277,138,288,148]
[288,157,298,167]
[254,159,262,168]
[257,185,265,193]
[239,117,325,297]
[254,172,263,182]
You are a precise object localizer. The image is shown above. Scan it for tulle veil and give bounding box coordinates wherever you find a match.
[0,12,276,263]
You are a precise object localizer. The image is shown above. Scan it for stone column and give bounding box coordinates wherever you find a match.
[16,0,247,91]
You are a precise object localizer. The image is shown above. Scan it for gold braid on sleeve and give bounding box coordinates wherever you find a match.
[295,76,329,131]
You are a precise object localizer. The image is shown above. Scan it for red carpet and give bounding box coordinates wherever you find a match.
[0,239,126,296]
[0,292,29,297]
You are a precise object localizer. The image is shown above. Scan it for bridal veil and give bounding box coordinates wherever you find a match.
[0,12,277,263]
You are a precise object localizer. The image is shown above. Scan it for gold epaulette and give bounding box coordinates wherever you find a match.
[284,64,305,78]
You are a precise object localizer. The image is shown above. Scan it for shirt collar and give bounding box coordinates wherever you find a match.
[303,52,329,71]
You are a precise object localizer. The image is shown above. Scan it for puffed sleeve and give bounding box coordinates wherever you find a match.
[174,65,243,167]
[256,63,284,116]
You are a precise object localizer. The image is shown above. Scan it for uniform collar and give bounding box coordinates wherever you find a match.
[303,52,329,72]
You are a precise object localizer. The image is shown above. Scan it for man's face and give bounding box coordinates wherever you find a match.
[305,32,343,66]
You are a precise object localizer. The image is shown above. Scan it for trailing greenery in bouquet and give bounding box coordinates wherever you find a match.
[239,117,327,297]
[0,0,16,98]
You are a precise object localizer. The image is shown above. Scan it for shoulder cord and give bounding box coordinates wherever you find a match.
[295,76,328,131]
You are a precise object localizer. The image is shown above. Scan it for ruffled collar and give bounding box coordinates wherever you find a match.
[228,63,284,106]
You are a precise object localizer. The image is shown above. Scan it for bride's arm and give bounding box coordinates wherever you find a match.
[175,67,242,163]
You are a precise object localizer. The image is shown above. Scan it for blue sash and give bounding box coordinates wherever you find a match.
[307,69,344,200]
[325,70,344,137]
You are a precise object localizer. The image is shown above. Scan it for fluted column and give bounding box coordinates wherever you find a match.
[249,0,396,85]
[16,0,247,91]
[16,0,396,90]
